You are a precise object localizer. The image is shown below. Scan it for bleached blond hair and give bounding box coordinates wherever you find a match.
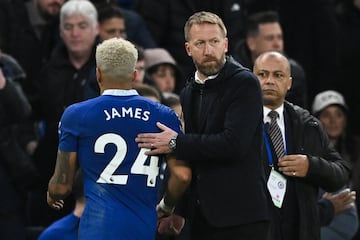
[96,38,138,79]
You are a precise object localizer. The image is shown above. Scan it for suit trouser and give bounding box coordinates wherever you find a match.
[190,206,270,240]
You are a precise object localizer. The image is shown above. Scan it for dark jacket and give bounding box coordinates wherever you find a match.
[0,0,60,104]
[33,41,99,188]
[264,101,350,240]
[175,56,269,227]
[233,40,308,109]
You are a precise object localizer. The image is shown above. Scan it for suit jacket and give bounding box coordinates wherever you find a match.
[263,101,350,240]
[175,56,269,227]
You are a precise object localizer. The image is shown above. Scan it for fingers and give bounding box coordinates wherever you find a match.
[135,134,156,143]
[156,122,170,131]
[145,148,164,156]
[51,200,64,210]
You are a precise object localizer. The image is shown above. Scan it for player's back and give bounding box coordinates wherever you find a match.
[58,90,182,239]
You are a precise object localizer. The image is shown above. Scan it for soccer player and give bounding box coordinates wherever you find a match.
[46,38,191,239]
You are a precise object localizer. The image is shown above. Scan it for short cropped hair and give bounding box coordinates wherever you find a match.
[98,4,124,24]
[184,11,227,41]
[134,83,161,102]
[96,38,138,79]
[60,0,98,29]
[246,11,279,37]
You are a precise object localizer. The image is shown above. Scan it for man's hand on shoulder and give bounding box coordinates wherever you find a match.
[135,122,178,155]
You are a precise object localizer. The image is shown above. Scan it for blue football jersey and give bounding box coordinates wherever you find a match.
[58,89,182,240]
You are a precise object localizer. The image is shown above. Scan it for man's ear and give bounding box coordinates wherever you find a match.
[246,37,256,52]
[288,77,293,90]
[96,67,101,84]
[132,70,137,82]
[185,42,191,56]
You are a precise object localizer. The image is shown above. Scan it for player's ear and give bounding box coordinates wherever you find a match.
[96,67,102,84]
[132,70,137,82]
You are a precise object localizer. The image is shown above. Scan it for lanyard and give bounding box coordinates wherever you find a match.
[263,124,288,166]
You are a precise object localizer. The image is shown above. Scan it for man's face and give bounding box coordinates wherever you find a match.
[254,54,291,108]
[185,23,228,79]
[247,22,283,59]
[132,60,145,87]
[99,17,126,41]
[60,14,98,56]
[36,0,65,20]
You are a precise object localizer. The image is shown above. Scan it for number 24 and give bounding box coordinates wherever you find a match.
[95,133,159,187]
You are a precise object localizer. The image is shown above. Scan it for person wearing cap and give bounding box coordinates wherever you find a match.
[143,48,185,95]
[312,90,360,240]
[253,51,350,240]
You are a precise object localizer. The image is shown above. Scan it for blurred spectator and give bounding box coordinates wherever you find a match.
[0,0,64,105]
[233,10,308,109]
[97,4,127,41]
[0,52,34,240]
[335,0,360,136]
[144,48,184,95]
[162,92,183,129]
[91,0,157,48]
[28,0,100,227]
[312,90,360,240]
[134,83,161,103]
[133,44,146,87]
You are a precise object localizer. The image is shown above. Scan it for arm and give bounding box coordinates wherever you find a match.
[136,70,263,163]
[157,154,191,217]
[278,114,350,190]
[47,150,78,209]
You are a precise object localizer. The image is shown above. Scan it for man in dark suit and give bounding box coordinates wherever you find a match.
[253,51,350,240]
[135,11,270,240]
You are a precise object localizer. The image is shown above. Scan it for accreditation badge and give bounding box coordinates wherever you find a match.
[267,168,287,208]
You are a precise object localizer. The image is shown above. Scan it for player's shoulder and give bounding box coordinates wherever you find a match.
[64,97,101,114]
[133,95,174,114]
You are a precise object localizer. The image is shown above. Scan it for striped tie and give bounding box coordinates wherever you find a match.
[267,111,285,160]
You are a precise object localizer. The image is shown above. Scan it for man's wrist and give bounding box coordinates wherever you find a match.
[158,197,175,214]
[168,134,178,152]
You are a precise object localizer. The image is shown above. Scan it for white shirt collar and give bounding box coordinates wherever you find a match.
[102,89,139,96]
[263,105,285,124]
[194,71,218,84]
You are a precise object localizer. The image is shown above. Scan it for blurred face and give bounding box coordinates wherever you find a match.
[132,60,145,87]
[318,105,347,140]
[185,23,228,80]
[151,65,176,93]
[36,0,64,19]
[254,54,292,109]
[247,22,283,59]
[61,14,98,57]
[99,17,126,41]
[144,95,160,103]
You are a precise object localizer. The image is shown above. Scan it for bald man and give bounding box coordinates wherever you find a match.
[253,51,350,240]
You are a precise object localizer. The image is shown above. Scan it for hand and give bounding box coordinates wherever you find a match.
[47,191,64,210]
[158,214,185,236]
[323,188,356,216]
[135,122,177,155]
[278,154,309,177]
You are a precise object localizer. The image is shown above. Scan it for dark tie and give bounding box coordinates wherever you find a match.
[267,110,285,160]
